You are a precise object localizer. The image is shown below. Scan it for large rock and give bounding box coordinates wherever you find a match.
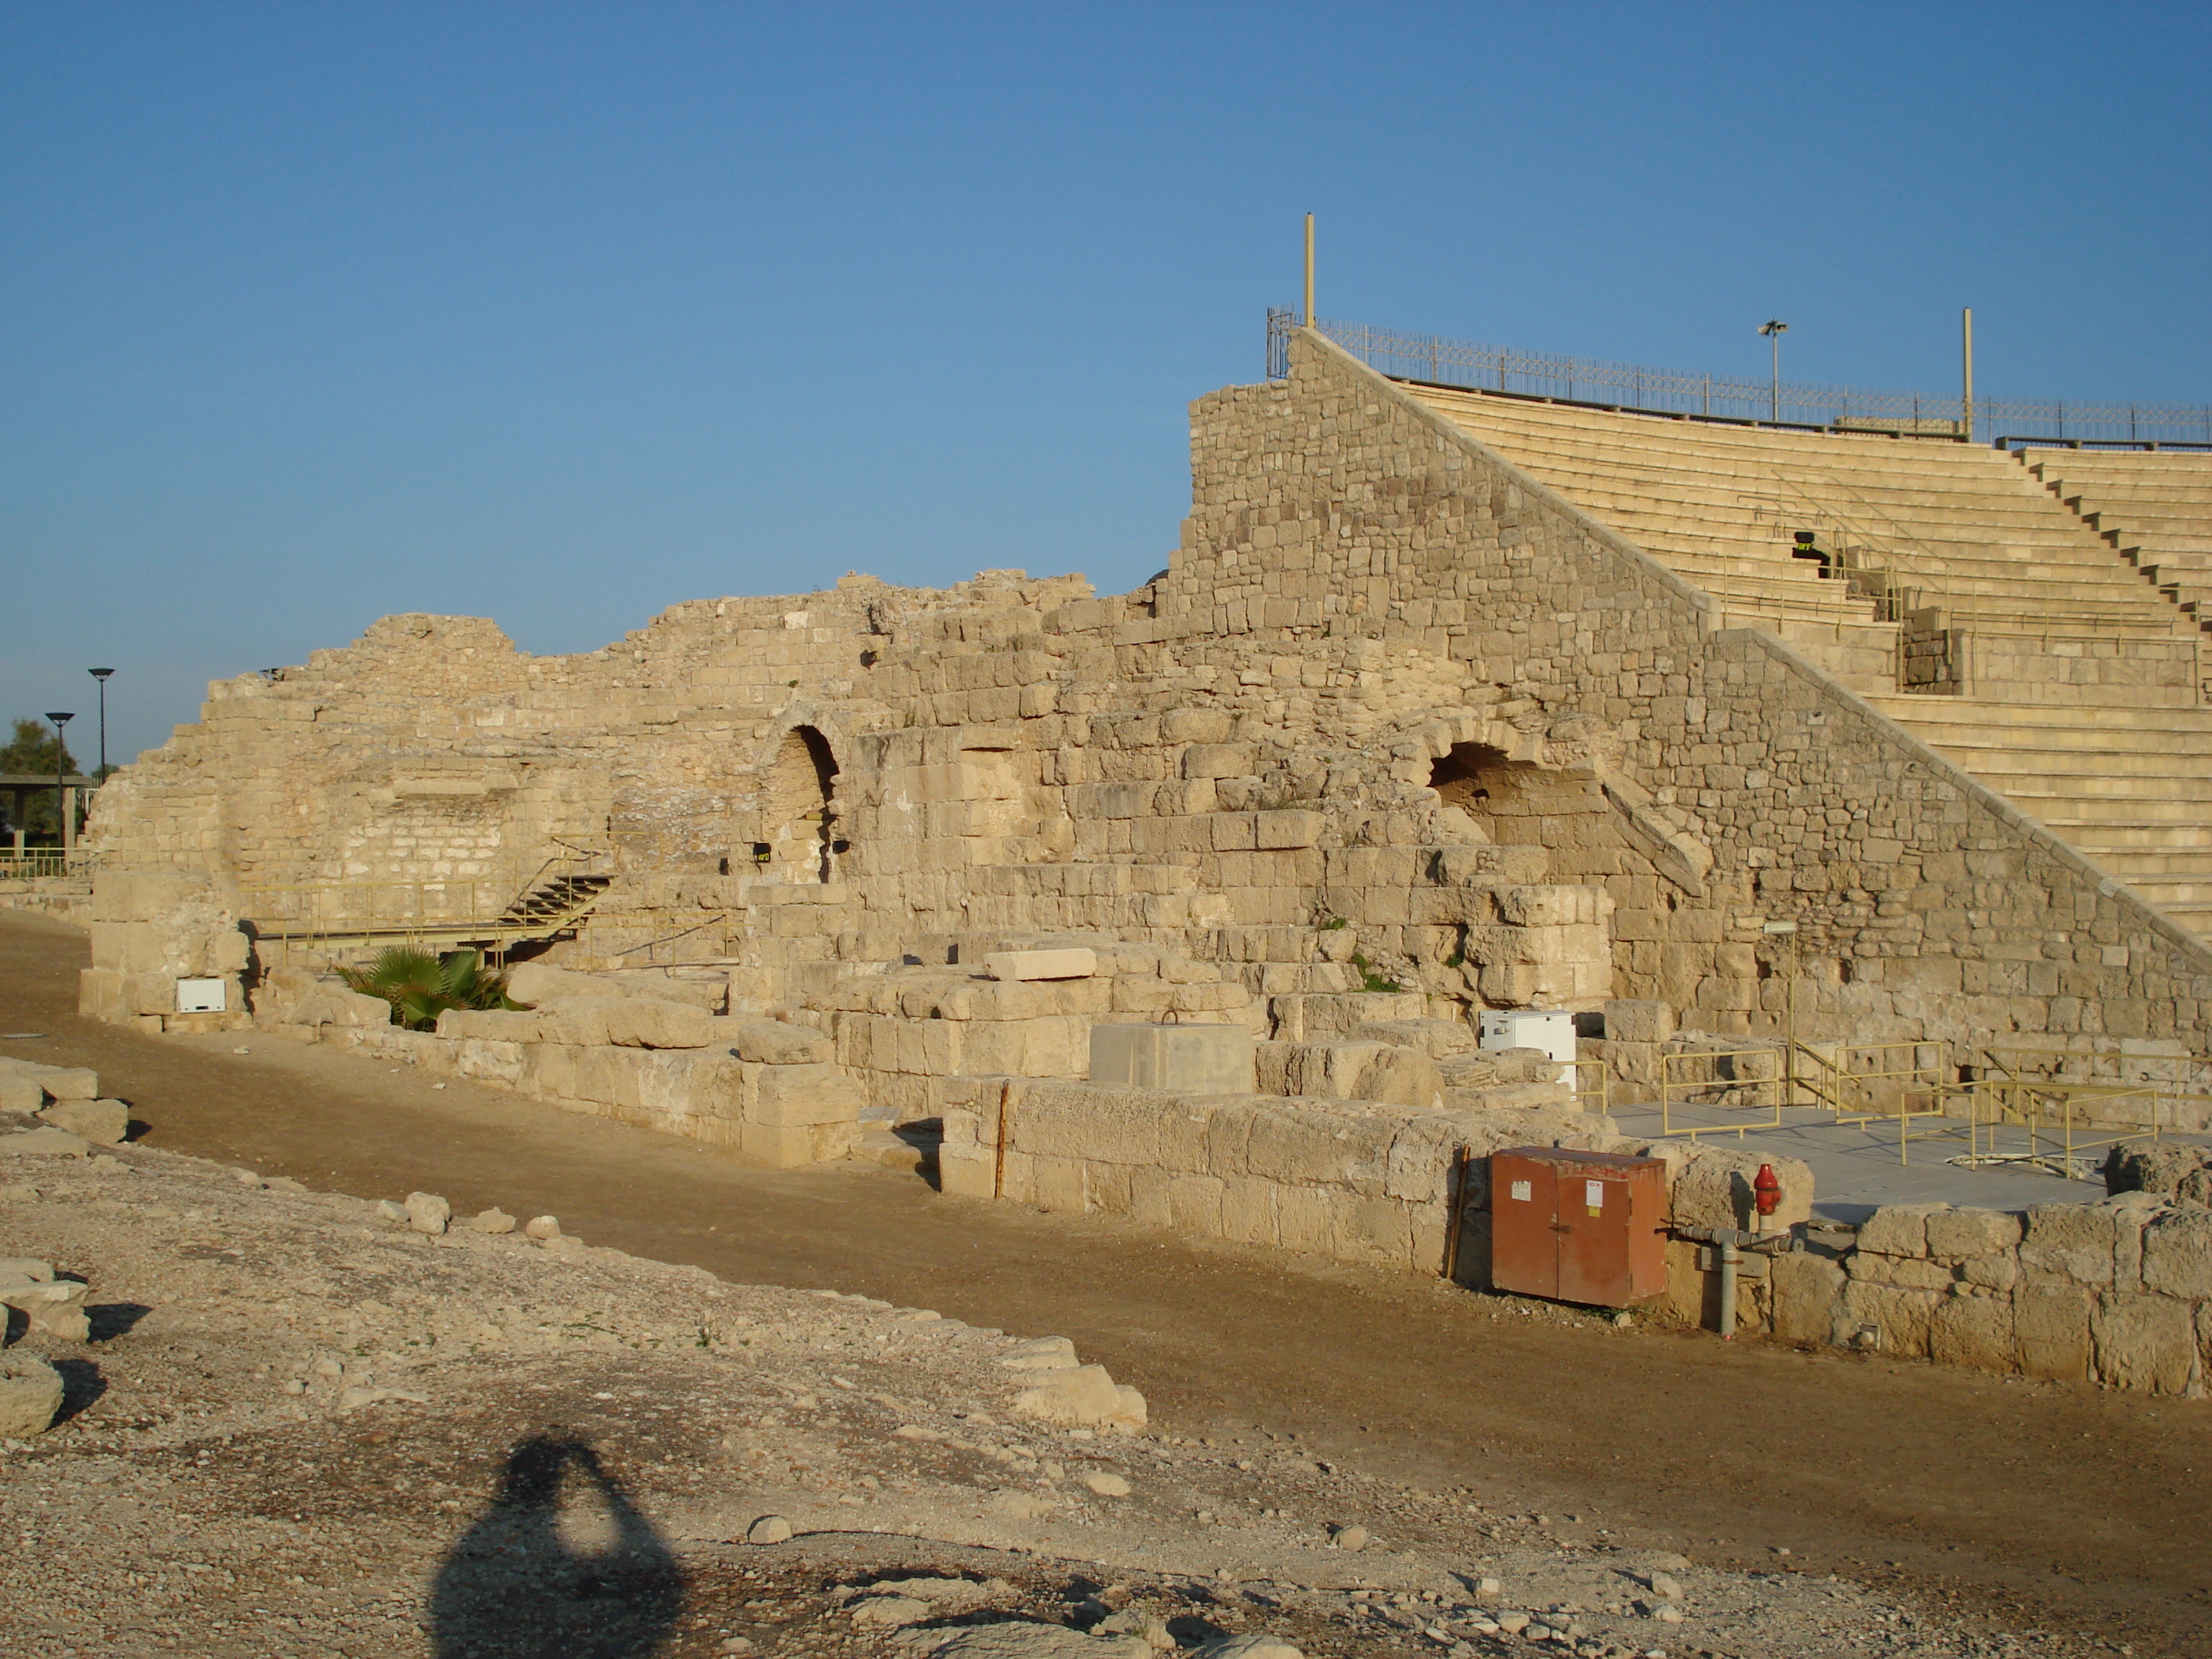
[506,962,724,1012]
[0,1127,91,1159]
[602,997,719,1050]
[534,995,719,1049]
[1010,1362,1146,1433]
[2140,1206,2212,1300]
[2105,1143,2212,1205]
[37,1099,128,1146]
[1256,1040,1443,1109]
[716,1017,832,1065]
[0,1353,64,1437]
[0,1278,89,1341]
[405,1192,452,1236]
[290,986,393,1028]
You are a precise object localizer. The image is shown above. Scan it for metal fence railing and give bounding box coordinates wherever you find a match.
[1267,310,2212,448]
[0,848,96,881]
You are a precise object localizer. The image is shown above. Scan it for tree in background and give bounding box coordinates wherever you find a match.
[1,718,83,841]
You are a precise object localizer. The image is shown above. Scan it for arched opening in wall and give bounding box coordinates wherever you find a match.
[1428,742,1615,873]
[763,726,840,883]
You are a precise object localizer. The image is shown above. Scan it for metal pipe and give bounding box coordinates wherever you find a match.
[1674,1224,1791,1339]
[1715,1237,1739,1339]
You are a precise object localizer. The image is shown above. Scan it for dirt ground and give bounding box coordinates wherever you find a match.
[3,910,2209,1654]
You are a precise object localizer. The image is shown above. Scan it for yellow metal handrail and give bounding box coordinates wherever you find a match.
[1657,1046,1789,1139]
[0,848,98,880]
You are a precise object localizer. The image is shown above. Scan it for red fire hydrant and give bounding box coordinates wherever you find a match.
[1754,1163,1781,1222]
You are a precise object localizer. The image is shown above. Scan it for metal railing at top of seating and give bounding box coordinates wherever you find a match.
[1267,310,2212,448]
[0,848,97,880]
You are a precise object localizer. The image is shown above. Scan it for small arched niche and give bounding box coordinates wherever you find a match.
[1429,741,1613,871]
[759,725,841,883]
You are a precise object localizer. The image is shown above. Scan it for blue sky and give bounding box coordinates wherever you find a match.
[4,2,2208,767]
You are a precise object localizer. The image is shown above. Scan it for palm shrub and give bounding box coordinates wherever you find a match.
[339,947,515,1031]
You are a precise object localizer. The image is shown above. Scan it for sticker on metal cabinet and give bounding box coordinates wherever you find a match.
[1509,1179,1532,1202]
[1585,1179,1605,1209]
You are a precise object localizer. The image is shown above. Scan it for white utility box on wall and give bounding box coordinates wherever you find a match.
[1480,1008,1575,1065]
[176,978,228,1014]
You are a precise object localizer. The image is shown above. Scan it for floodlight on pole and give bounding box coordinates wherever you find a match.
[45,712,73,849]
[1758,320,1789,421]
[89,667,114,779]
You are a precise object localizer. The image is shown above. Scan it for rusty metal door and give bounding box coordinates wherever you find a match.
[1556,1167,1633,1307]
[1488,1150,1561,1300]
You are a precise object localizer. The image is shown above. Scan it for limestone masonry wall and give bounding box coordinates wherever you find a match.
[60,324,2212,1398]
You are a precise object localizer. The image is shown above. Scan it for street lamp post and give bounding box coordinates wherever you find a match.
[89,668,114,779]
[45,712,74,850]
[1759,320,1789,421]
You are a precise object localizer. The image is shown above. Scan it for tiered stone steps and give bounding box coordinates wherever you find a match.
[1410,389,2203,700]
[1862,698,2212,935]
[1397,386,2212,943]
[2023,450,2212,624]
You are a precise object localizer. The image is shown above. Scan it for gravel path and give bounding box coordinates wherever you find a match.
[0,1135,2121,1659]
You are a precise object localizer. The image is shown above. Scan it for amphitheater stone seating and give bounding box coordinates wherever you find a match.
[2022,449,2212,627]
[1408,387,2212,940]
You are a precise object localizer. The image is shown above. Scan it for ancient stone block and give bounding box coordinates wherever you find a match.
[746,1063,866,1129]
[983,948,1097,982]
[1924,1207,2024,1262]
[1929,1292,2015,1374]
[1089,1022,1254,1095]
[2013,1282,2092,1381]
[2139,1205,2212,1301]
[2090,1291,2198,1394]
[1839,1280,1937,1359]
[1602,998,1673,1046]
[2020,1202,2118,1285]
[1771,1249,1846,1344]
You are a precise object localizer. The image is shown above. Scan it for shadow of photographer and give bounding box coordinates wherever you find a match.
[431,1433,685,1658]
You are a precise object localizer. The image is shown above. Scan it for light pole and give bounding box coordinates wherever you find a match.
[1759,320,1789,421]
[89,668,114,780]
[45,712,73,849]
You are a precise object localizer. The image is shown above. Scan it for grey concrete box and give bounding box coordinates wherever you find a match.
[1089,1023,1255,1096]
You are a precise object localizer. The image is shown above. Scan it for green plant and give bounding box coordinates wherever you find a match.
[1348,952,1403,993]
[339,947,515,1031]
[1318,915,1349,932]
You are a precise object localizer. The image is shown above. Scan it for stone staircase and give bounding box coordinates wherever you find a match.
[1403,387,2212,943]
[2023,449,2212,626]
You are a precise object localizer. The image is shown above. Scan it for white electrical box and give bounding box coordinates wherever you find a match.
[176,978,228,1014]
[1480,1007,1575,1065]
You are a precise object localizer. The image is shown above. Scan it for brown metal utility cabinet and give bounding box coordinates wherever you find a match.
[1488,1146,1668,1308]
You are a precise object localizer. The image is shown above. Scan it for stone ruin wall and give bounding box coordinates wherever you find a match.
[1158,331,2212,1077]
[76,325,2212,1085]
[57,325,2212,1397]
